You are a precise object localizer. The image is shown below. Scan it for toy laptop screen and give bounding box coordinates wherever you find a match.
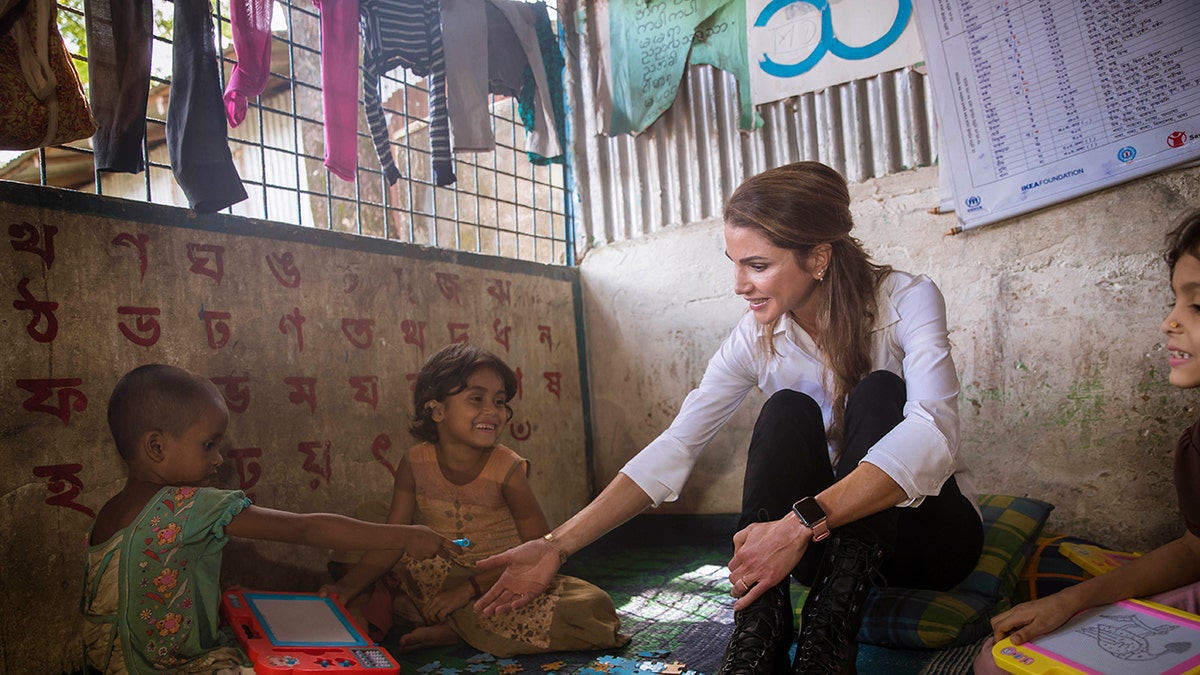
[1024,600,1200,674]
[243,592,370,647]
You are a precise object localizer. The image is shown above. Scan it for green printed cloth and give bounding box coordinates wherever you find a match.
[608,0,759,134]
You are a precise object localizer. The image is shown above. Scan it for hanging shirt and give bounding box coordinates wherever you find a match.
[224,0,359,181]
[491,0,565,162]
[359,0,455,186]
[223,0,274,128]
[441,0,564,160]
[312,0,360,181]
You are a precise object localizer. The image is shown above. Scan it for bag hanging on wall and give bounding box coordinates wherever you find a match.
[0,0,96,150]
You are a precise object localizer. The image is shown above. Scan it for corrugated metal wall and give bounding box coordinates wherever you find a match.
[563,0,939,253]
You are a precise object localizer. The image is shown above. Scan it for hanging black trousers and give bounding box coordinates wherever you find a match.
[86,0,246,212]
[738,371,983,591]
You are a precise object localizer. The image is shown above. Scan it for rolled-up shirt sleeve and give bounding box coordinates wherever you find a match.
[860,275,961,507]
[621,318,760,506]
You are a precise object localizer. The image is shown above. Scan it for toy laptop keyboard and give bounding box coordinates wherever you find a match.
[992,598,1200,674]
[220,589,399,674]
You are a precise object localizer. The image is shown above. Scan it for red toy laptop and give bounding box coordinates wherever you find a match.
[220,589,400,674]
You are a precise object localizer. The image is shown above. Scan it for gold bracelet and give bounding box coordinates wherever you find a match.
[543,532,569,565]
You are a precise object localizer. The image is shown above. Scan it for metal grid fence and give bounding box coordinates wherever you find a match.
[1,0,573,265]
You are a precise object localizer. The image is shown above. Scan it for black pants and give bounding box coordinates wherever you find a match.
[86,0,246,212]
[738,371,983,591]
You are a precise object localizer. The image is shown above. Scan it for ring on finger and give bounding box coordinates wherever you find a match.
[736,577,748,591]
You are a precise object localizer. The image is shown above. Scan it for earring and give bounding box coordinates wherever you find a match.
[816,269,826,281]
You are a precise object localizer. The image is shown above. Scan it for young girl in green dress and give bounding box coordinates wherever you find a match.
[83,364,456,674]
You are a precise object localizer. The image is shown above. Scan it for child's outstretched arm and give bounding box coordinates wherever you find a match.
[991,529,1200,645]
[224,504,456,561]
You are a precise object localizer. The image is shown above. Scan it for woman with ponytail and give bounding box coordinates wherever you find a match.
[471,162,983,675]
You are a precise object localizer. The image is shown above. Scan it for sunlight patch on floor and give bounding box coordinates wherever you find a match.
[615,563,732,622]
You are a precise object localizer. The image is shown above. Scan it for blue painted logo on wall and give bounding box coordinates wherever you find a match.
[755,0,912,78]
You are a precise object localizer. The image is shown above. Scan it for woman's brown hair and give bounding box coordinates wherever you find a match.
[723,161,892,441]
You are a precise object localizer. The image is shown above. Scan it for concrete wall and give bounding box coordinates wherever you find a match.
[580,163,1200,553]
[0,183,590,673]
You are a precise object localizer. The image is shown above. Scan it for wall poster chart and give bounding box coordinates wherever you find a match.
[914,0,1200,231]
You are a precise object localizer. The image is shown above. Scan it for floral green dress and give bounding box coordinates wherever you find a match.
[82,486,253,674]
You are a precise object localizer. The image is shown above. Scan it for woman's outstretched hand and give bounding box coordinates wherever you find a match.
[727,515,808,611]
[471,537,561,616]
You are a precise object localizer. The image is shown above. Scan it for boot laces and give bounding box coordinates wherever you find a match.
[717,591,789,674]
[795,541,885,673]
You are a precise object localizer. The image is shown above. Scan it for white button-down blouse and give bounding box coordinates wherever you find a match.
[620,270,979,517]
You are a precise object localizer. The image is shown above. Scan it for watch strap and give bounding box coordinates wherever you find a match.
[806,517,830,542]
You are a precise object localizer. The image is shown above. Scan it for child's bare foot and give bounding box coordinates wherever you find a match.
[397,624,460,652]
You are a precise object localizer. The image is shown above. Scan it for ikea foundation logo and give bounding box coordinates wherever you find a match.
[1117,146,1137,163]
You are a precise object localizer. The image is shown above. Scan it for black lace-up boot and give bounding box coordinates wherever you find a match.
[792,536,884,675]
[715,580,794,675]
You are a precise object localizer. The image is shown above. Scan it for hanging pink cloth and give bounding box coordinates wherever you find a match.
[225,0,359,180]
[312,0,359,181]
[223,0,275,127]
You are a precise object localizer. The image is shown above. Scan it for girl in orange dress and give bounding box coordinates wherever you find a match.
[323,343,627,657]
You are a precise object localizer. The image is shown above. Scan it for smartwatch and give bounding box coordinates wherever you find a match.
[792,496,830,542]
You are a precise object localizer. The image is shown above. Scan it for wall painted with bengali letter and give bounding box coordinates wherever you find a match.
[0,182,590,673]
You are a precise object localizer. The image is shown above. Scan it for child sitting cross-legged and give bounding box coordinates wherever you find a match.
[321,343,629,657]
[83,364,458,674]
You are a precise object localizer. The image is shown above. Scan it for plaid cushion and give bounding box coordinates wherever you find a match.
[850,494,1054,649]
[1010,532,1100,604]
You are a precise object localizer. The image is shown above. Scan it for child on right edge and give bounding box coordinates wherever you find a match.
[321,343,629,657]
[83,364,458,674]
[973,208,1200,673]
